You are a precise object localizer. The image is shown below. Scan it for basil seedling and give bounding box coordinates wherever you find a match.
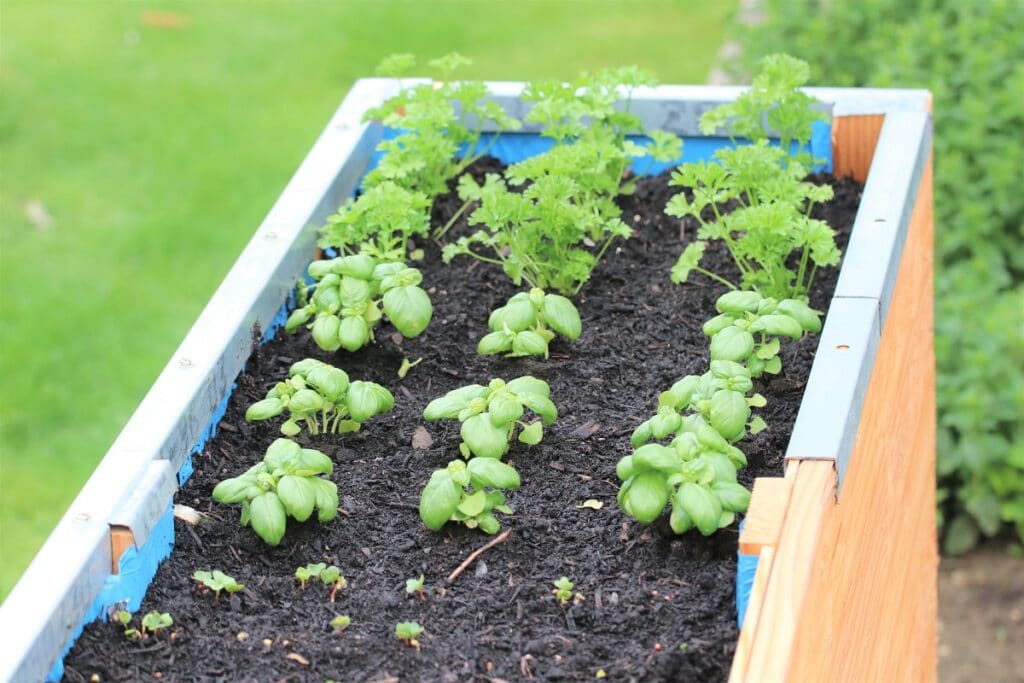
[212,439,339,546]
[192,570,244,600]
[478,288,582,359]
[419,458,520,535]
[330,615,351,634]
[286,253,433,353]
[422,376,557,459]
[395,621,424,648]
[118,610,173,640]
[552,576,580,606]
[405,575,426,600]
[296,562,347,601]
[246,358,394,436]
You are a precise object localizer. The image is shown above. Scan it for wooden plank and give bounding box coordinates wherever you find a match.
[741,460,837,682]
[738,478,791,555]
[785,159,936,683]
[110,526,135,574]
[832,114,884,183]
[730,546,775,683]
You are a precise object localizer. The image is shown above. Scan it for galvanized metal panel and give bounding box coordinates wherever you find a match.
[108,460,178,543]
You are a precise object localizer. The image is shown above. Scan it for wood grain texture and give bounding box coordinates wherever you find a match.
[832,114,885,182]
[738,478,791,555]
[730,546,775,683]
[109,526,135,574]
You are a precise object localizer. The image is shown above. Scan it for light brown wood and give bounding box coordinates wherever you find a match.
[729,546,775,683]
[110,525,136,574]
[742,460,837,682]
[738,478,791,555]
[832,114,885,183]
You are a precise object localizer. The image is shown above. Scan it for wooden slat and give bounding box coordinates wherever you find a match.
[785,159,936,683]
[729,546,775,683]
[738,478,791,555]
[832,114,885,183]
[742,460,837,682]
[110,526,135,574]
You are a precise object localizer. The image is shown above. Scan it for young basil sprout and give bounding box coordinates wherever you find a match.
[246,358,394,437]
[192,570,244,600]
[212,439,339,546]
[419,459,519,535]
[405,574,426,600]
[118,610,173,640]
[478,288,583,359]
[395,621,424,648]
[552,576,578,606]
[330,615,351,634]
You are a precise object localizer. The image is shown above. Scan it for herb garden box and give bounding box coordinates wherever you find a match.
[0,76,935,682]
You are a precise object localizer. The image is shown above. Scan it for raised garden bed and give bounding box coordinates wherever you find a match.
[0,74,935,683]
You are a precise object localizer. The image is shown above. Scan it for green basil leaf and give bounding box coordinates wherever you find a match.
[280,419,300,436]
[311,315,343,352]
[709,390,750,442]
[505,376,550,398]
[477,512,501,535]
[346,380,382,423]
[383,286,433,338]
[750,314,804,339]
[306,366,349,403]
[710,326,755,363]
[419,470,461,531]
[715,290,761,314]
[288,389,324,417]
[755,338,781,360]
[468,458,521,490]
[632,444,683,473]
[338,315,371,352]
[776,299,822,333]
[250,492,288,546]
[478,330,513,355]
[423,384,489,420]
[246,398,285,422]
[541,293,582,340]
[763,356,782,374]
[310,478,339,523]
[335,253,376,279]
[460,413,510,459]
[630,419,653,448]
[276,475,316,522]
[284,307,313,332]
[511,330,549,357]
[499,297,537,332]
[212,476,252,504]
[616,454,637,482]
[313,285,342,312]
[458,489,488,517]
[518,392,558,425]
[518,421,543,446]
[307,259,337,280]
[702,313,735,337]
[488,394,524,427]
[289,358,324,377]
[669,493,694,534]
[621,471,670,524]
[265,438,302,470]
[296,448,333,476]
[339,276,372,307]
[650,410,683,439]
[712,481,752,513]
[679,482,722,536]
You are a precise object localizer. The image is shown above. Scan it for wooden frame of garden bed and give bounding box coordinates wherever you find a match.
[0,81,934,683]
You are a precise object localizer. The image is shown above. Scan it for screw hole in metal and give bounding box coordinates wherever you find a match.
[836,344,850,351]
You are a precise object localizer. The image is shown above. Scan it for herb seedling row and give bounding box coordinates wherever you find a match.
[62,158,861,682]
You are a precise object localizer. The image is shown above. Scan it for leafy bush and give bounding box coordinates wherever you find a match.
[478,288,583,359]
[734,0,1024,553]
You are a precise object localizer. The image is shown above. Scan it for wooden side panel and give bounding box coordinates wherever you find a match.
[738,478,791,555]
[832,114,885,183]
[730,546,775,683]
[110,526,135,574]
[785,160,937,682]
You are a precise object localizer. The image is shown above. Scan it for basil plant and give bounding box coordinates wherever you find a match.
[246,358,394,436]
[423,376,557,459]
[285,253,433,352]
[212,439,338,546]
[478,288,582,359]
[419,458,521,535]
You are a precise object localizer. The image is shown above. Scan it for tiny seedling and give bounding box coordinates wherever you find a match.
[330,615,351,634]
[394,621,424,648]
[192,570,244,600]
[246,358,394,436]
[419,459,519,535]
[422,376,557,459]
[212,439,339,546]
[405,575,426,600]
[478,288,582,359]
[295,562,347,601]
[117,609,173,640]
[552,576,579,606]
[398,356,423,379]
[285,254,433,353]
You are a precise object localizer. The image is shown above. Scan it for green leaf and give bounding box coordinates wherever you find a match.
[616,454,637,481]
[461,413,510,458]
[506,376,551,398]
[709,390,750,442]
[383,286,433,338]
[338,315,371,352]
[250,492,288,546]
[419,470,462,531]
[650,410,682,439]
[488,394,524,427]
[670,241,707,284]
[306,366,349,403]
[276,475,316,522]
[712,481,752,513]
[458,489,488,517]
[541,294,583,340]
[755,338,781,360]
[776,299,822,333]
[495,297,537,332]
[265,438,302,470]
[518,392,558,425]
[310,478,339,523]
[750,314,804,339]
[669,496,693,534]
[477,512,501,535]
[346,381,388,422]
[702,313,735,337]
[284,307,312,332]
[710,326,755,363]
[716,291,762,314]
[943,514,980,555]
[678,482,722,536]
[518,421,543,445]
[468,458,521,490]
[478,330,514,355]
[632,443,683,473]
[763,356,782,374]
[620,472,670,524]
[288,389,324,416]
[511,330,549,357]
[310,315,343,352]
[212,476,254,504]
[423,384,489,420]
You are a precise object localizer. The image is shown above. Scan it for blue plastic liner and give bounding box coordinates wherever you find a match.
[736,520,759,629]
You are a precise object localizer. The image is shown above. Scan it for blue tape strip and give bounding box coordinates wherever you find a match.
[736,520,759,629]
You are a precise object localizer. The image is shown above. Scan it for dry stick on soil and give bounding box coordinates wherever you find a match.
[446,529,512,583]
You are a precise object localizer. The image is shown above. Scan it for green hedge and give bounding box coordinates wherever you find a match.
[733,0,1024,553]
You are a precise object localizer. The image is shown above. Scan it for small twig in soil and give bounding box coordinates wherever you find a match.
[447,529,511,583]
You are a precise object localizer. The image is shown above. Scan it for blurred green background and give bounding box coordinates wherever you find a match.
[0,1,735,599]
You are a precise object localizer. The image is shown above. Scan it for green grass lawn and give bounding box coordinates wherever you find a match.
[0,0,732,599]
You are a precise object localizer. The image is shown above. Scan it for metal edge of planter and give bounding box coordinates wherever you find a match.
[0,80,930,682]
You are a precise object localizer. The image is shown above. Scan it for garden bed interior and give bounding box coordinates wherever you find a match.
[0,82,935,683]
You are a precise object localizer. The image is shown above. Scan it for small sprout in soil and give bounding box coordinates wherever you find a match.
[246,358,394,436]
[478,288,582,359]
[394,621,424,648]
[679,642,689,652]
[419,458,520,535]
[596,670,607,679]
[118,610,173,641]
[192,570,244,599]
[296,562,347,601]
[330,615,351,634]
[552,576,580,606]
[398,356,422,379]
[212,438,339,546]
[423,376,557,459]
[405,574,426,600]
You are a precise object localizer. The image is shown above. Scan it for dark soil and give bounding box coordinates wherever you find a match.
[63,160,862,683]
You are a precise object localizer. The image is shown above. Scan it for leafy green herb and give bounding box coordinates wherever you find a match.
[318,182,432,263]
[552,576,579,606]
[212,438,338,546]
[117,609,173,640]
[398,356,422,379]
[246,358,394,436]
[286,254,433,352]
[478,288,582,359]
[394,620,424,648]
[296,562,347,600]
[419,458,520,535]
[330,615,351,634]
[422,377,556,458]
[192,570,244,599]
[405,574,425,600]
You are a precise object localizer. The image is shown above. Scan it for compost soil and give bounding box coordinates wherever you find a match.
[64,160,861,683]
